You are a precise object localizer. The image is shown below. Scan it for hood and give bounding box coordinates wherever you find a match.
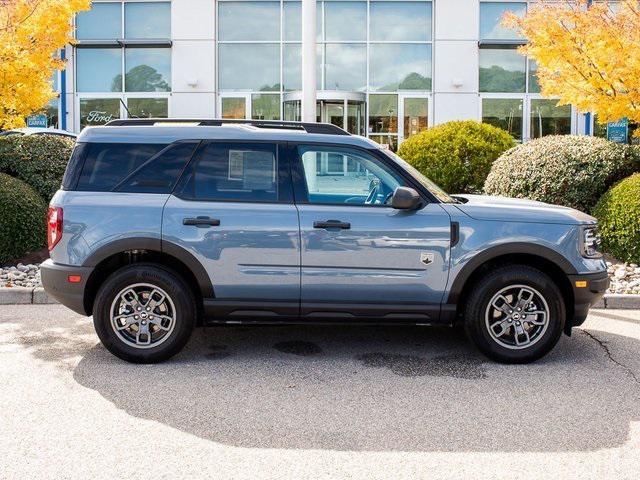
[452,194,596,225]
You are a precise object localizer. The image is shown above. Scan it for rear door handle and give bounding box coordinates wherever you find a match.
[183,216,221,227]
[313,220,351,230]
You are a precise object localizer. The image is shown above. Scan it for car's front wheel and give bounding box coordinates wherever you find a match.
[464,265,565,363]
[93,264,196,363]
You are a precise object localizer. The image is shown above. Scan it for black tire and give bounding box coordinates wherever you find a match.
[93,264,196,363]
[464,265,565,364]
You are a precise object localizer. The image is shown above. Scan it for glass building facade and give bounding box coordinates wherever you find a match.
[65,0,584,147]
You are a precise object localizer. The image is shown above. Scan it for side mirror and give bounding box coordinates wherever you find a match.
[391,186,422,210]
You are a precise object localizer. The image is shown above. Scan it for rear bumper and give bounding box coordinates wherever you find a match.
[40,259,93,316]
[567,270,609,328]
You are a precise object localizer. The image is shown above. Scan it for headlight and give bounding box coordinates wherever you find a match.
[580,226,602,258]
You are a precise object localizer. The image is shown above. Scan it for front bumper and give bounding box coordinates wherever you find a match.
[567,270,609,329]
[40,259,94,316]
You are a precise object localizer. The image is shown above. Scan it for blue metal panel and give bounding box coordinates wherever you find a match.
[297,203,452,305]
[60,49,67,131]
[162,195,301,301]
[48,190,166,266]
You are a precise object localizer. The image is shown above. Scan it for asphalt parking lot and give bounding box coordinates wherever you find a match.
[1,305,639,480]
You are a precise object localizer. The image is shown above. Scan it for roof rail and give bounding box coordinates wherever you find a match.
[104,118,350,136]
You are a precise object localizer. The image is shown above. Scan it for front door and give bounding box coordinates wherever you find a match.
[291,143,452,321]
[162,141,300,316]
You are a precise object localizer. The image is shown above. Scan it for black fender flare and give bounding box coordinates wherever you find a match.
[82,237,214,298]
[446,242,577,304]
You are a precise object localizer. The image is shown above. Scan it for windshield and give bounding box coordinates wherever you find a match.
[382,150,458,203]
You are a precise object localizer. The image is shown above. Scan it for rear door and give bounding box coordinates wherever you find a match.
[162,141,300,317]
[290,143,451,321]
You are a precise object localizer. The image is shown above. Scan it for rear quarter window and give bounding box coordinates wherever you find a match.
[76,143,167,191]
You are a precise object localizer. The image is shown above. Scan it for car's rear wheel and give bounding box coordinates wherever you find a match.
[93,264,196,363]
[464,265,565,363]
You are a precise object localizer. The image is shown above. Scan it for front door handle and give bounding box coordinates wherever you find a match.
[183,216,221,227]
[313,219,351,230]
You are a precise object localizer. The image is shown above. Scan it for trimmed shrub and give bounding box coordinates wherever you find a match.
[0,135,74,201]
[0,173,47,264]
[484,135,639,212]
[593,173,640,264]
[397,120,515,193]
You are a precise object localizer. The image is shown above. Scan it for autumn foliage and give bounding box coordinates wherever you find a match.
[0,0,89,129]
[504,0,640,129]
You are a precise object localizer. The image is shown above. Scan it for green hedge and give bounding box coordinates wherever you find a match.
[0,135,74,202]
[593,173,640,264]
[397,120,515,193]
[0,173,47,264]
[484,136,639,212]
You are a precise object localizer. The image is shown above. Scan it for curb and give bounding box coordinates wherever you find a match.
[0,287,56,305]
[0,287,639,310]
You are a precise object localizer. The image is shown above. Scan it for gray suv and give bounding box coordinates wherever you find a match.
[41,119,608,364]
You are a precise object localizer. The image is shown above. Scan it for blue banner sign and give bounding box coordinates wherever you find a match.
[26,114,48,128]
[607,118,628,144]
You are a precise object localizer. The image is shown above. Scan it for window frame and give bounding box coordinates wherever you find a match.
[172,141,294,205]
[479,93,577,142]
[75,92,171,131]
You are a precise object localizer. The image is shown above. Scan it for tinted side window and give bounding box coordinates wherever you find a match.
[76,143,166,191]
[61,142,89,190]
[116,142,198,193]
[178,142,278,202]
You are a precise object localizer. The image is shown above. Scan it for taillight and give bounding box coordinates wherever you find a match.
[47,207,63,251]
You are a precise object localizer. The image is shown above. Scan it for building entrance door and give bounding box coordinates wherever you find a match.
[283,91,365,136]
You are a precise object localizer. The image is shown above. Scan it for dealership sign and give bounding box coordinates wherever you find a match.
[607,118,628,144]
[86,110,115,124]
[26,114,48,128]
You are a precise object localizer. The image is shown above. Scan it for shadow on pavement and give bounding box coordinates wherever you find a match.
[56,322,639,453]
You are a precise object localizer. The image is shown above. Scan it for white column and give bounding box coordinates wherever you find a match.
[301,0,317,122]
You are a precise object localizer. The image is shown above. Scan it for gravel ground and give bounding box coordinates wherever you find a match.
[1,305,639,479]
[3,259,639,294]
[607,260,640,294]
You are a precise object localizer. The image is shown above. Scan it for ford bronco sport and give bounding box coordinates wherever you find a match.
[41,119,608,364]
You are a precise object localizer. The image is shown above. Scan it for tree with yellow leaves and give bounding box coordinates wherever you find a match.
[504,0,640,128]
[0,0,89,129]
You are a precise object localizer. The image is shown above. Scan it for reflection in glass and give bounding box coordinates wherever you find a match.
[323,101,344,129]
[479,48,526,93]
[482,98,523,141]
[283,100,301,121]
[325,2,366,41]
[480,2,526,40]
[76,2,121,40]
[219,1,280,41]
[125,2,171,39]
[369,44,432,91]
[283,2,301,41]
[283,44,302,91]
[127,98,168,118]
[125,48,171,92]
[528,59,540,93]
[222,97,246,119]
[368,94,398,134]
[80,98,121,129]
[370,1,432,41]
[347,101,366,136]
[76,48,122,92]
[369,135,398,152]
[45,99,59,129]
[403,98,428,138]
[530,99,571,138]
[252,94,281,120]
[325,44,366,91]
[219,44,280,91]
